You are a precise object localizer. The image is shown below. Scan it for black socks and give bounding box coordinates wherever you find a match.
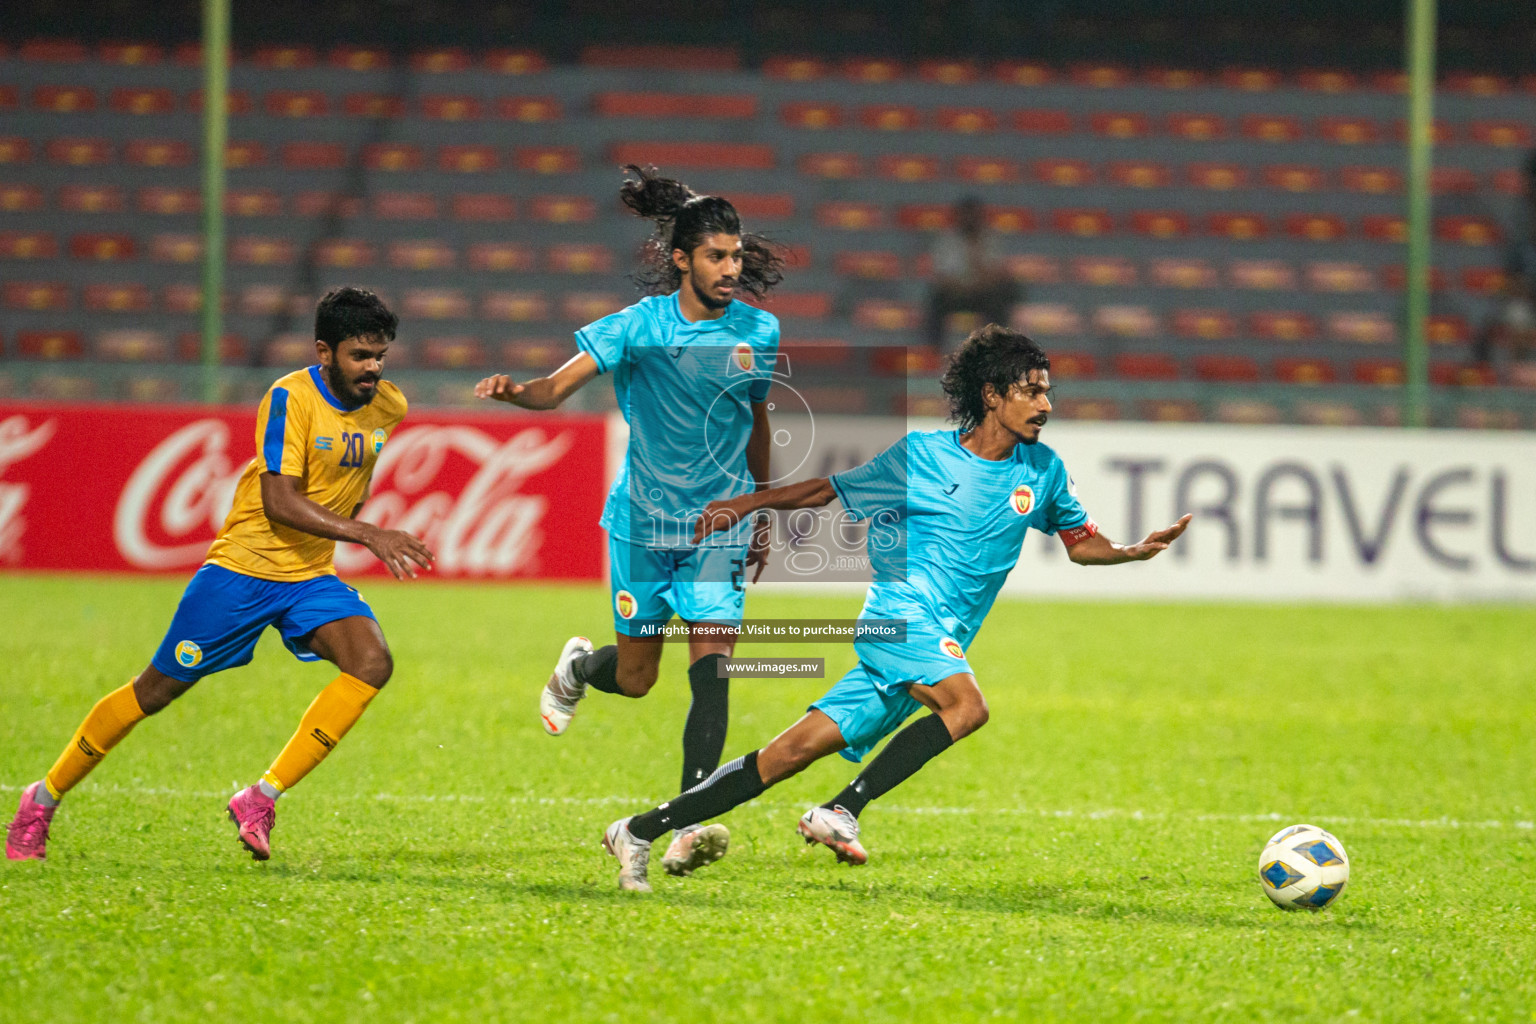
[573,645,621,694]
[681,653,729,791]
[629,750,767,843]
[825,713,954,818]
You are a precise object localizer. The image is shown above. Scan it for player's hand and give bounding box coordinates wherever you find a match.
[694,498,747,544]
[1122,513,1193,561]
[746,512,771,582]
[475,374,526,404]
[365,527,436,580]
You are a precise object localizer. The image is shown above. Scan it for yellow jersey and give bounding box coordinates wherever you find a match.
[205,365,407,581]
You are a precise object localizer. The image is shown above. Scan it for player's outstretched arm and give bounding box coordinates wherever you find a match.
[1067,513,1192,566]
[694,477,837,545]
[260,473,435,580]
[474,352,599,410]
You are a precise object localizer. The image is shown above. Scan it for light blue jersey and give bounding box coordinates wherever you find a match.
[815,428,1091,761]
[578,293,780,548]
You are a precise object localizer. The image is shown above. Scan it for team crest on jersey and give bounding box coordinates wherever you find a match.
[615,590,637,619]
[940,637,964,659]
[175,640,203,668]
[1010,485,1035,515]
[731,342,754,372]
[371,428,387,454]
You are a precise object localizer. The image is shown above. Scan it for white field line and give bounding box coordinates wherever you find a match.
[3,782,1532,832]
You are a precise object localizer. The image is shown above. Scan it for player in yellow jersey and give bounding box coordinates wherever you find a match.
[5,287,434,862]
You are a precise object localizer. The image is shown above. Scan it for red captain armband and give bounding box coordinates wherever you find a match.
[1058,519,1099,548]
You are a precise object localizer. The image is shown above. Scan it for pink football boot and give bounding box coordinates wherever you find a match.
[6,782,58,861]
[226,785,277,861]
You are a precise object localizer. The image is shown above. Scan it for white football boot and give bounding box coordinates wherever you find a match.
[660,823,731,877]
[603,817,653,892]
[539,635,593,736]
[797,805,869,865]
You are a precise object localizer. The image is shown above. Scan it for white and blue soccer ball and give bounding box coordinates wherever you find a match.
[1258,824,1350,910]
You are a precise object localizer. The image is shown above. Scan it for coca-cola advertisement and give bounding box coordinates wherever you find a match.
[0,403,607,579]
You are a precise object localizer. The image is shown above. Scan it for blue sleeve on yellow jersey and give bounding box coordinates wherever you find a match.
[1038,454,1089,534]
[830,436,910,522]
[256,385,311,477]
[575,304,646,375]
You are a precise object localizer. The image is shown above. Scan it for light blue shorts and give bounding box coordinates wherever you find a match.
[608,535,748,637]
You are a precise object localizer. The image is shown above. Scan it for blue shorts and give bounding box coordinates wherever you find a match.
[608,535,747,637]
[811,621,975,763]
[150,564,378,683]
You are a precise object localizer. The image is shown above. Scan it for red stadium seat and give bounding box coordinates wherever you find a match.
[1215,400,1281,425]
[1431,167,1478,194]
[1070,63,1131,89]
[1011,109,1074,135]
[1051,209,1113,237]
[1435,216,1501,246]
[0,184,45,212]
[1431,363,1496,387]
[1151,259,1219,289]
[527,195,596,223]
[1316,117,1381,144]
[496,97,562,122]
[1013,303,1083,336]
[858,105,922,131]
[763,56,829,81]
[330,46,391,71]
[17,330,85,359]
[1090,112,1151,138]
[388,239,456,271]
[1241,115,1304,142]
[501,339,571,369]
[955,156,1021,184]
[1492,168,1525,194]
[361,143,421,172]
[1452,406,1521,429]
[1130,211,1192,238]
[1444,73,1508,97]
[841,58,903,84]
[1053,398,1122,421]
[403,288,471,319]
[1328,311,1395,344]
[562,292,626,322]
[231,236,297,265]
[224,141,268,168]
[1048,351,1098,379]
[877,155,941,182]
[0,231,58,259]
[583,44,737,70]
[852,300,920,331]
[453,195,517,222]
[438,145,500,173]
[1113,353,1181,380]
[994,61,1053,86]
[799,152,864,179]
[1427,315,1471,345]
[239,284,294,316]
[934,107,998,134]
[481,291,550,322]
[138,187,200,215]
[22,39,88,62]
[1297,70,1358,93]
[1361,215,1407,243]
[918,60,979,85]
[1392,119,1454,144]
[125,139,193,167]
[1186,163,1249,190]
[1000,254,1059,284]
[83,282,151,313]
[1461,267,1507,295]
[252,46,316,68]
[32,86,97,113]
[1032,159,1095,186]
[1141,400,1203,423]
[1274,358,1338,384]
[1167,113,1228,140]
[96,329,170,362]
[835,250,903,277]
[1306,262,1376,292]
[1195,355,1262,382]
[896,205,952,230]
[466,242,536,272]
[313,239,377,268]
[264,91,328,117]
[1072,256,1137,287]
[225,189,282,216]
[1352,359,1405,385]
[161,283,203,315]
[0,87,15,111]
[726,194,793,220]
[47,138,113,166]
[596,92,755,119]
[780,102,844,130]
[1285,214,1348,242]
[1229,259,1297,290]
[69,233,136,262]
[816,202,883,230]
[148,233,202,263]
[1145,68,1208,89]
[373,192,439,220]
[177,333,248,363]
[412,49,472,73]
[283,141,350,170]
[757,293,831,320]
[111,88,176,115]
[986,207,1035,234]
[1249,311,1320,341]
[1207,213,1270,240]
[422,336,488,370]
[514,147,581,174]
[548,244,615,274]
[1340,166,1401,194]
[421,95,483,121]
[484,49,547,75]
[1105,161,1170,189]
[58,185,124,213]
[1171,308,1237,339]
[1222,67,1283,91]
[1372,71,1408,93]
[1094,305,1159,338]
[344,93,406,118]
[871,348,942,377]
[263,334,316,366]
[1263,165,1327,192]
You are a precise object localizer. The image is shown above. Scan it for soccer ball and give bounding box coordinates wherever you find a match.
[1257,824,1350,910]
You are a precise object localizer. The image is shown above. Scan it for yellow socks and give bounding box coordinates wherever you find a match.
[261,673,379,794]
[45,682,147,799]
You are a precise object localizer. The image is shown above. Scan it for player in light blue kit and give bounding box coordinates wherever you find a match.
[598,325,1192,890]
[476,165,787,875]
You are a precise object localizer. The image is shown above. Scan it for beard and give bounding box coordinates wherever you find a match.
[690,273,732,311]
[326,360,376,406]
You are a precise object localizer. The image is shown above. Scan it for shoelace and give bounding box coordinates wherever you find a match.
[9,810,52,848]
[240,804,275,835]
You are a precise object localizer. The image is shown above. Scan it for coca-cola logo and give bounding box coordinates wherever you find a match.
[0,415,58,562]
[111,420,574,576]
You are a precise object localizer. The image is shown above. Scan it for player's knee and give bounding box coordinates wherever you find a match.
[945,695,989,739]
[348,648,393,688]
[616,664,658,697]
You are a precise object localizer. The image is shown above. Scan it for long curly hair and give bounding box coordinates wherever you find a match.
[619,164,787,299]
[940,324,1051,432]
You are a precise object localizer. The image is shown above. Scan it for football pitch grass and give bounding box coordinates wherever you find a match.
[1,576,1532,1022]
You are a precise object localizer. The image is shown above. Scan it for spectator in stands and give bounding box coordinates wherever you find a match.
[1476,148,1536,364]
[925,197,1021,352]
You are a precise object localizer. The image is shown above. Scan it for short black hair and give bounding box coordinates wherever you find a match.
[315,286,398,349]
[940,324,1051,432]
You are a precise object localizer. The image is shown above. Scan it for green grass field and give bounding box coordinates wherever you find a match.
[1,576,1533,1022]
